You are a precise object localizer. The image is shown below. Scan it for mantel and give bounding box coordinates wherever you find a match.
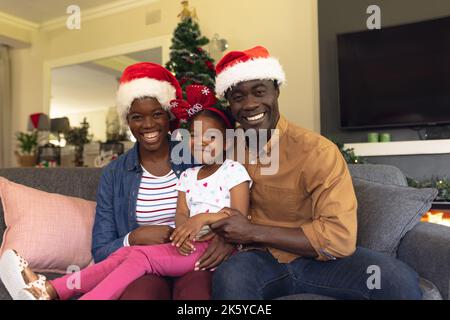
[343,139,450,157]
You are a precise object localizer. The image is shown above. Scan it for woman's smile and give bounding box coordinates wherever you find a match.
[140,131,161,144]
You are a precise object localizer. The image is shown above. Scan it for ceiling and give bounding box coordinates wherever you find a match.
[0,0,114,23]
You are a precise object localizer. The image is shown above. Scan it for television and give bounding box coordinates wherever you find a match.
[337,16,450,129]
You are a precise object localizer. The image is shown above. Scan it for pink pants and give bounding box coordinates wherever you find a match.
[49,241,210,300]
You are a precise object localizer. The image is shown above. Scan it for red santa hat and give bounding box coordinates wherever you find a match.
[116,62,182,122]
[215,46,286,98]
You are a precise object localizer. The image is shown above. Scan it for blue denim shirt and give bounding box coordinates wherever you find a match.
[92,138,195,262]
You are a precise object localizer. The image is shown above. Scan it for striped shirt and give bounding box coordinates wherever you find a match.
[136,166,178,227]
[123,167,178,246]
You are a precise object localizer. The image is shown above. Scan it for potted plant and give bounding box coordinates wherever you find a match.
[65,118,93,167]
[15,131,38,167]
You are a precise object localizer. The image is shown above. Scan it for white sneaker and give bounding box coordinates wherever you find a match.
[0,249,29,300]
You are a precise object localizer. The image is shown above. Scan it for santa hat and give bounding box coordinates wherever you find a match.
[215,46,286,98]
[116,62,182,122]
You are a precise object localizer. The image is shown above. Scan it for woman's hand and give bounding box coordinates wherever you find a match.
[195,235,235,270]
[128,225,173,246]
[170,214,208,247]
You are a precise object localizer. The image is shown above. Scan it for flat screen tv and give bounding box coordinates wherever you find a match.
[337,16,450,129]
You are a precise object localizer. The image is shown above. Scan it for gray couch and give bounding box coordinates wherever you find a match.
[0,164,449,300]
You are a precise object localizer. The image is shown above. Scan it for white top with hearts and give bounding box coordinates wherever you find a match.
[175,159,252,217]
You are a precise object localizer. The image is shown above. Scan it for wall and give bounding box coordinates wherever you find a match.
[66,109,109,142]
[7,0,320,166]
[9,31,47,166]
[318,0,450,180]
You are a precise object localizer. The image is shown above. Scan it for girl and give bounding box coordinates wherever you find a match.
[0,84,251,300]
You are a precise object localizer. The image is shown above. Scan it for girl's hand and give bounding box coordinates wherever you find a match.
[170,214,208,248]
[177,239,196,256]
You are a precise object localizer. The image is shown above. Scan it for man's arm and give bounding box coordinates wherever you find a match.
[298,144,357,260]
[210,212,317,257]
[212,144,357,261]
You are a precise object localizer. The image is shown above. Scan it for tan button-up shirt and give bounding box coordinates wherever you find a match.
[242,115,357,263]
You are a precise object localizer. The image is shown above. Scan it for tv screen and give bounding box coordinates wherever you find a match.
[337,16,450,129]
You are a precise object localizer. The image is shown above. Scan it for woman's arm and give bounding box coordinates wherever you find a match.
[91,168,125,262]
[128,225,173,246]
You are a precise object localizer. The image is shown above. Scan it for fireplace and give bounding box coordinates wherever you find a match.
[421,202,450,227]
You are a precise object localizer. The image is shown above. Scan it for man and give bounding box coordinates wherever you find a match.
[210,46,422,300]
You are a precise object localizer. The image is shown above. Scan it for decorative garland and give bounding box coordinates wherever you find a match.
[331,139,367,164]
[406,177,450,202]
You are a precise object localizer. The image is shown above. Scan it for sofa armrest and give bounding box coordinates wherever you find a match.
[397,222,450,300]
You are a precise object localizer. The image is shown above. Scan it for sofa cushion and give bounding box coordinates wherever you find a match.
[353,177,437,257]
[0,168,102,201]
[0,177,96,274]
[0,168,102,248]
[348,164,408,186]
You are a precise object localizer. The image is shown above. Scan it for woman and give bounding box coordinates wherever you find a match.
[94,62,235,299]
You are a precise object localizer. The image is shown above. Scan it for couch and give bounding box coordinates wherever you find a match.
[0,164,449,300]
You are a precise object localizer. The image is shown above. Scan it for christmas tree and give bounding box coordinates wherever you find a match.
[165,2,215,94]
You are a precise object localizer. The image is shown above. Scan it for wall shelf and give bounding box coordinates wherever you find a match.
[344,139,450,157]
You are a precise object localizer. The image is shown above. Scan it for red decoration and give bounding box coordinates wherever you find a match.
[30,113,41,129]
[205,60,215,72]
[170,85,217,123]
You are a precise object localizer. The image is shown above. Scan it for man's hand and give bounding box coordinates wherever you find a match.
[195,235,235,270]
[177,239,196,256]
[210,210,256,244]
[128,225,173,246]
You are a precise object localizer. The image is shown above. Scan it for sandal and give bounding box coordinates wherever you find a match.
[17,274,51,300]
[0,249,29,300]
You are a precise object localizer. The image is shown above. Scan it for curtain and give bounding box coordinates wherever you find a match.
[0,45,12,168]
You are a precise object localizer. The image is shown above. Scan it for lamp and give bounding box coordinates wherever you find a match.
[27,113,50,147]
[27,113,50,131]
[50,117,70,147]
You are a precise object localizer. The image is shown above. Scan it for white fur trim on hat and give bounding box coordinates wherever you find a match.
[215,57,286,98]
[116,77,176,123]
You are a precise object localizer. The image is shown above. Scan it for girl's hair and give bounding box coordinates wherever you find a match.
[188,108,235,131]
